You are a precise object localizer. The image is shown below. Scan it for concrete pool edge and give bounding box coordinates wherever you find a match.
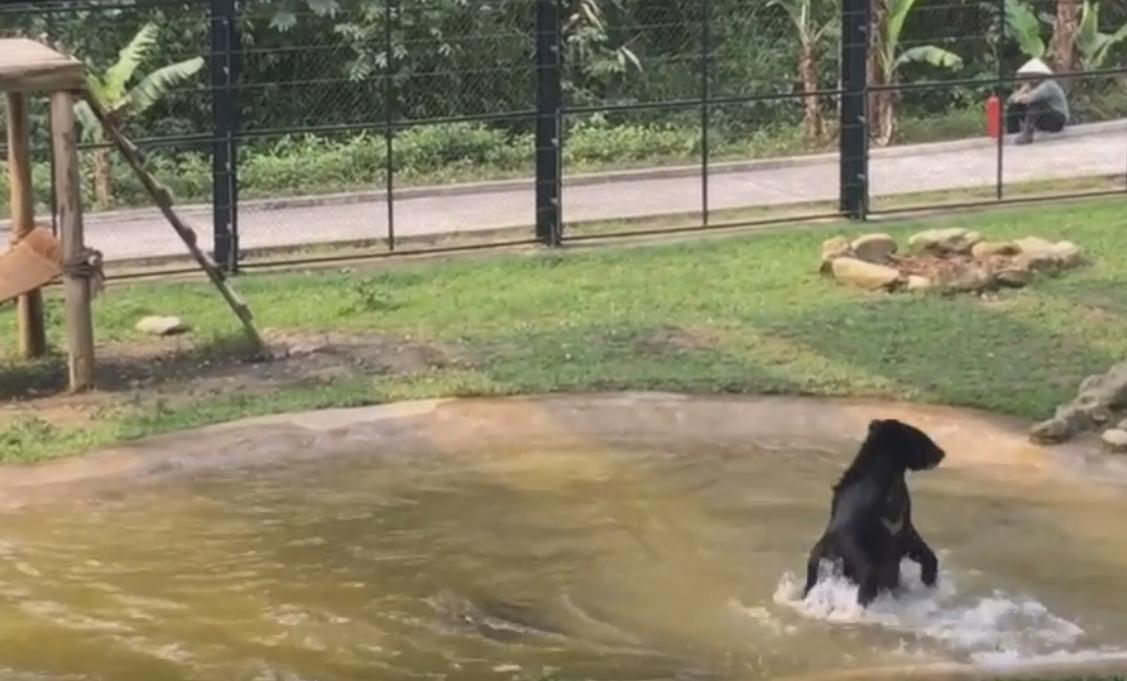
[0,392,1111,499]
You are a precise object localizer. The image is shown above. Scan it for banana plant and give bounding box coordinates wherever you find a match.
[767,0,838,140]
[871,0,964,145]
[1006,0,1127,69]
[73,23,204,209]
[1076,1,1127,68]
[1005,0,1047,60]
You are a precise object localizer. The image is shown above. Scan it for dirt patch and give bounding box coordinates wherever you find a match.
[0,331,469,425]
[634,325,718,355]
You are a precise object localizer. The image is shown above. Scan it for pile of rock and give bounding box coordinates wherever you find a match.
[1030,360,1127,453]
[821,228,1084,294]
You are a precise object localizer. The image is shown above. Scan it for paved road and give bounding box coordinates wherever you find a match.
[5,120,1126,263]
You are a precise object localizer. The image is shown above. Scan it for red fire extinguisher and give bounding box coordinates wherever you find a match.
[986,95,1002,138]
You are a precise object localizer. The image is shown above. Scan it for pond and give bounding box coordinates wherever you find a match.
[0,395,1124,681]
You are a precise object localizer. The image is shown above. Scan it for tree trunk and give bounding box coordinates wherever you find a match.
[93,146,112,209]
[799,38,823,140]
[868,0,892,145]
[1052,0,1080,73]
[875,90,897,145]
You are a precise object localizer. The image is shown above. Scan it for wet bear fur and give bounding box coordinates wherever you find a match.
[802,418,945,606]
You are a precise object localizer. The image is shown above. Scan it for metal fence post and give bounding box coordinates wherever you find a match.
[996,0,1005,200]
[839,0,869,220]
[535,0,562,245]
[211,0,240,272]
[700,0,711,227]
[385,0,397,251]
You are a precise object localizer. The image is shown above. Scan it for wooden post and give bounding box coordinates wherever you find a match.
[49,90,94,391]
[5,92,47,358]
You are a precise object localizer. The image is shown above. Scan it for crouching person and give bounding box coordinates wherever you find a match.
[1006,58,1069,145]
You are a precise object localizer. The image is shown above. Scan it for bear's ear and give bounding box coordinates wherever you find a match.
[868,419,885,434]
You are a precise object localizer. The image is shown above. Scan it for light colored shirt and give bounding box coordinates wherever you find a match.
[1011,79,1069,119]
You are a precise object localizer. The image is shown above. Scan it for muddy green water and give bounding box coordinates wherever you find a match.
[0,443,1125,681]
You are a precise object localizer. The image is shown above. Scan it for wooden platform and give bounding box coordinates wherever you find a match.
[0,39,85,93]
[0,227,61,305]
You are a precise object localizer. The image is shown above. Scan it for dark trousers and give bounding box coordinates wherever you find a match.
[1006,101,1067,135]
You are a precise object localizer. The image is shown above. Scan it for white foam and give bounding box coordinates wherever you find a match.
[770,558,1117,664]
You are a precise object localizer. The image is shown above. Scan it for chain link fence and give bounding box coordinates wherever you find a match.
[1,0,1125,276]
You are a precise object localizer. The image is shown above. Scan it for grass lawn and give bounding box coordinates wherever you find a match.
[2,197,1126,463]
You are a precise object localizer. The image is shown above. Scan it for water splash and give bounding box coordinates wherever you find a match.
[769,557,1117,665]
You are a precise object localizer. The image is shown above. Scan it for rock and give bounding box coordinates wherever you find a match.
[906,275,933,292]
[943,263,996,292]
[995,267,1033,288]
[135,315,190,337]
[971,240,1019,261]
[1030,411,1081,444]
[850,233,897,264]
[1014,236,1056,256]
[1030,361,1127,444]
[1101,429,1127,453]
[820,236,851,273]
[831,257,901,291]
[1053,241,1083,268]
[1014,237,1084,272]
[1119,417,1127,431]
[1076,362,1127,411]
[909,228,982,255]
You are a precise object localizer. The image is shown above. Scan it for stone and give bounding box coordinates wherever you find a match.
[1014,237,1084,272]
[1101,429,1127,453]
[1119,417,1127,431]
[906,275,933,292]
[1030,361,1127,444]
[1076,362,1127,411]
[943,264,996,292]
[1014,236,1056,256]
[971,240,1020,261]
[995,267,1033,288]
[909,228,982,255]
[830,257,901,291]
[1052,240,1083,268]
[135,315,190,337]
[1030,411,1080,444]
[820,236,851,273]
[850,233,897,264]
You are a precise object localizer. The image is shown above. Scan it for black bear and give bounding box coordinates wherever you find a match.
[802,418,945,606]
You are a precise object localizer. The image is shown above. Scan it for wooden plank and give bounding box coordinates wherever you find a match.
[50,90,95,392]
[5,92,48,358]
[0,39,85,94]
[0,227,62,304]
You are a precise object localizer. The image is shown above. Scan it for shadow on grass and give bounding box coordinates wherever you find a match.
[762,292,1115,418]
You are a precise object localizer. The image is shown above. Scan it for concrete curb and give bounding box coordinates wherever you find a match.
[10,118,1120,230]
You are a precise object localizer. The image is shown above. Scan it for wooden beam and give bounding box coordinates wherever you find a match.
[80,91,265,354]
[5,92,47,358]
[50,90,95,391]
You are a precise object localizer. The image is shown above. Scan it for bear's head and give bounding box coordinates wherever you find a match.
[867,418,946,472]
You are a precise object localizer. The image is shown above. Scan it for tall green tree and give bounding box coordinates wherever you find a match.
[74,23,204,208]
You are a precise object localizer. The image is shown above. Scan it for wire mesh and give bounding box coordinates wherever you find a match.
[1,0,1125,274]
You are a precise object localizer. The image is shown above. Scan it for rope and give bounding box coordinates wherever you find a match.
[61,247,105,298]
